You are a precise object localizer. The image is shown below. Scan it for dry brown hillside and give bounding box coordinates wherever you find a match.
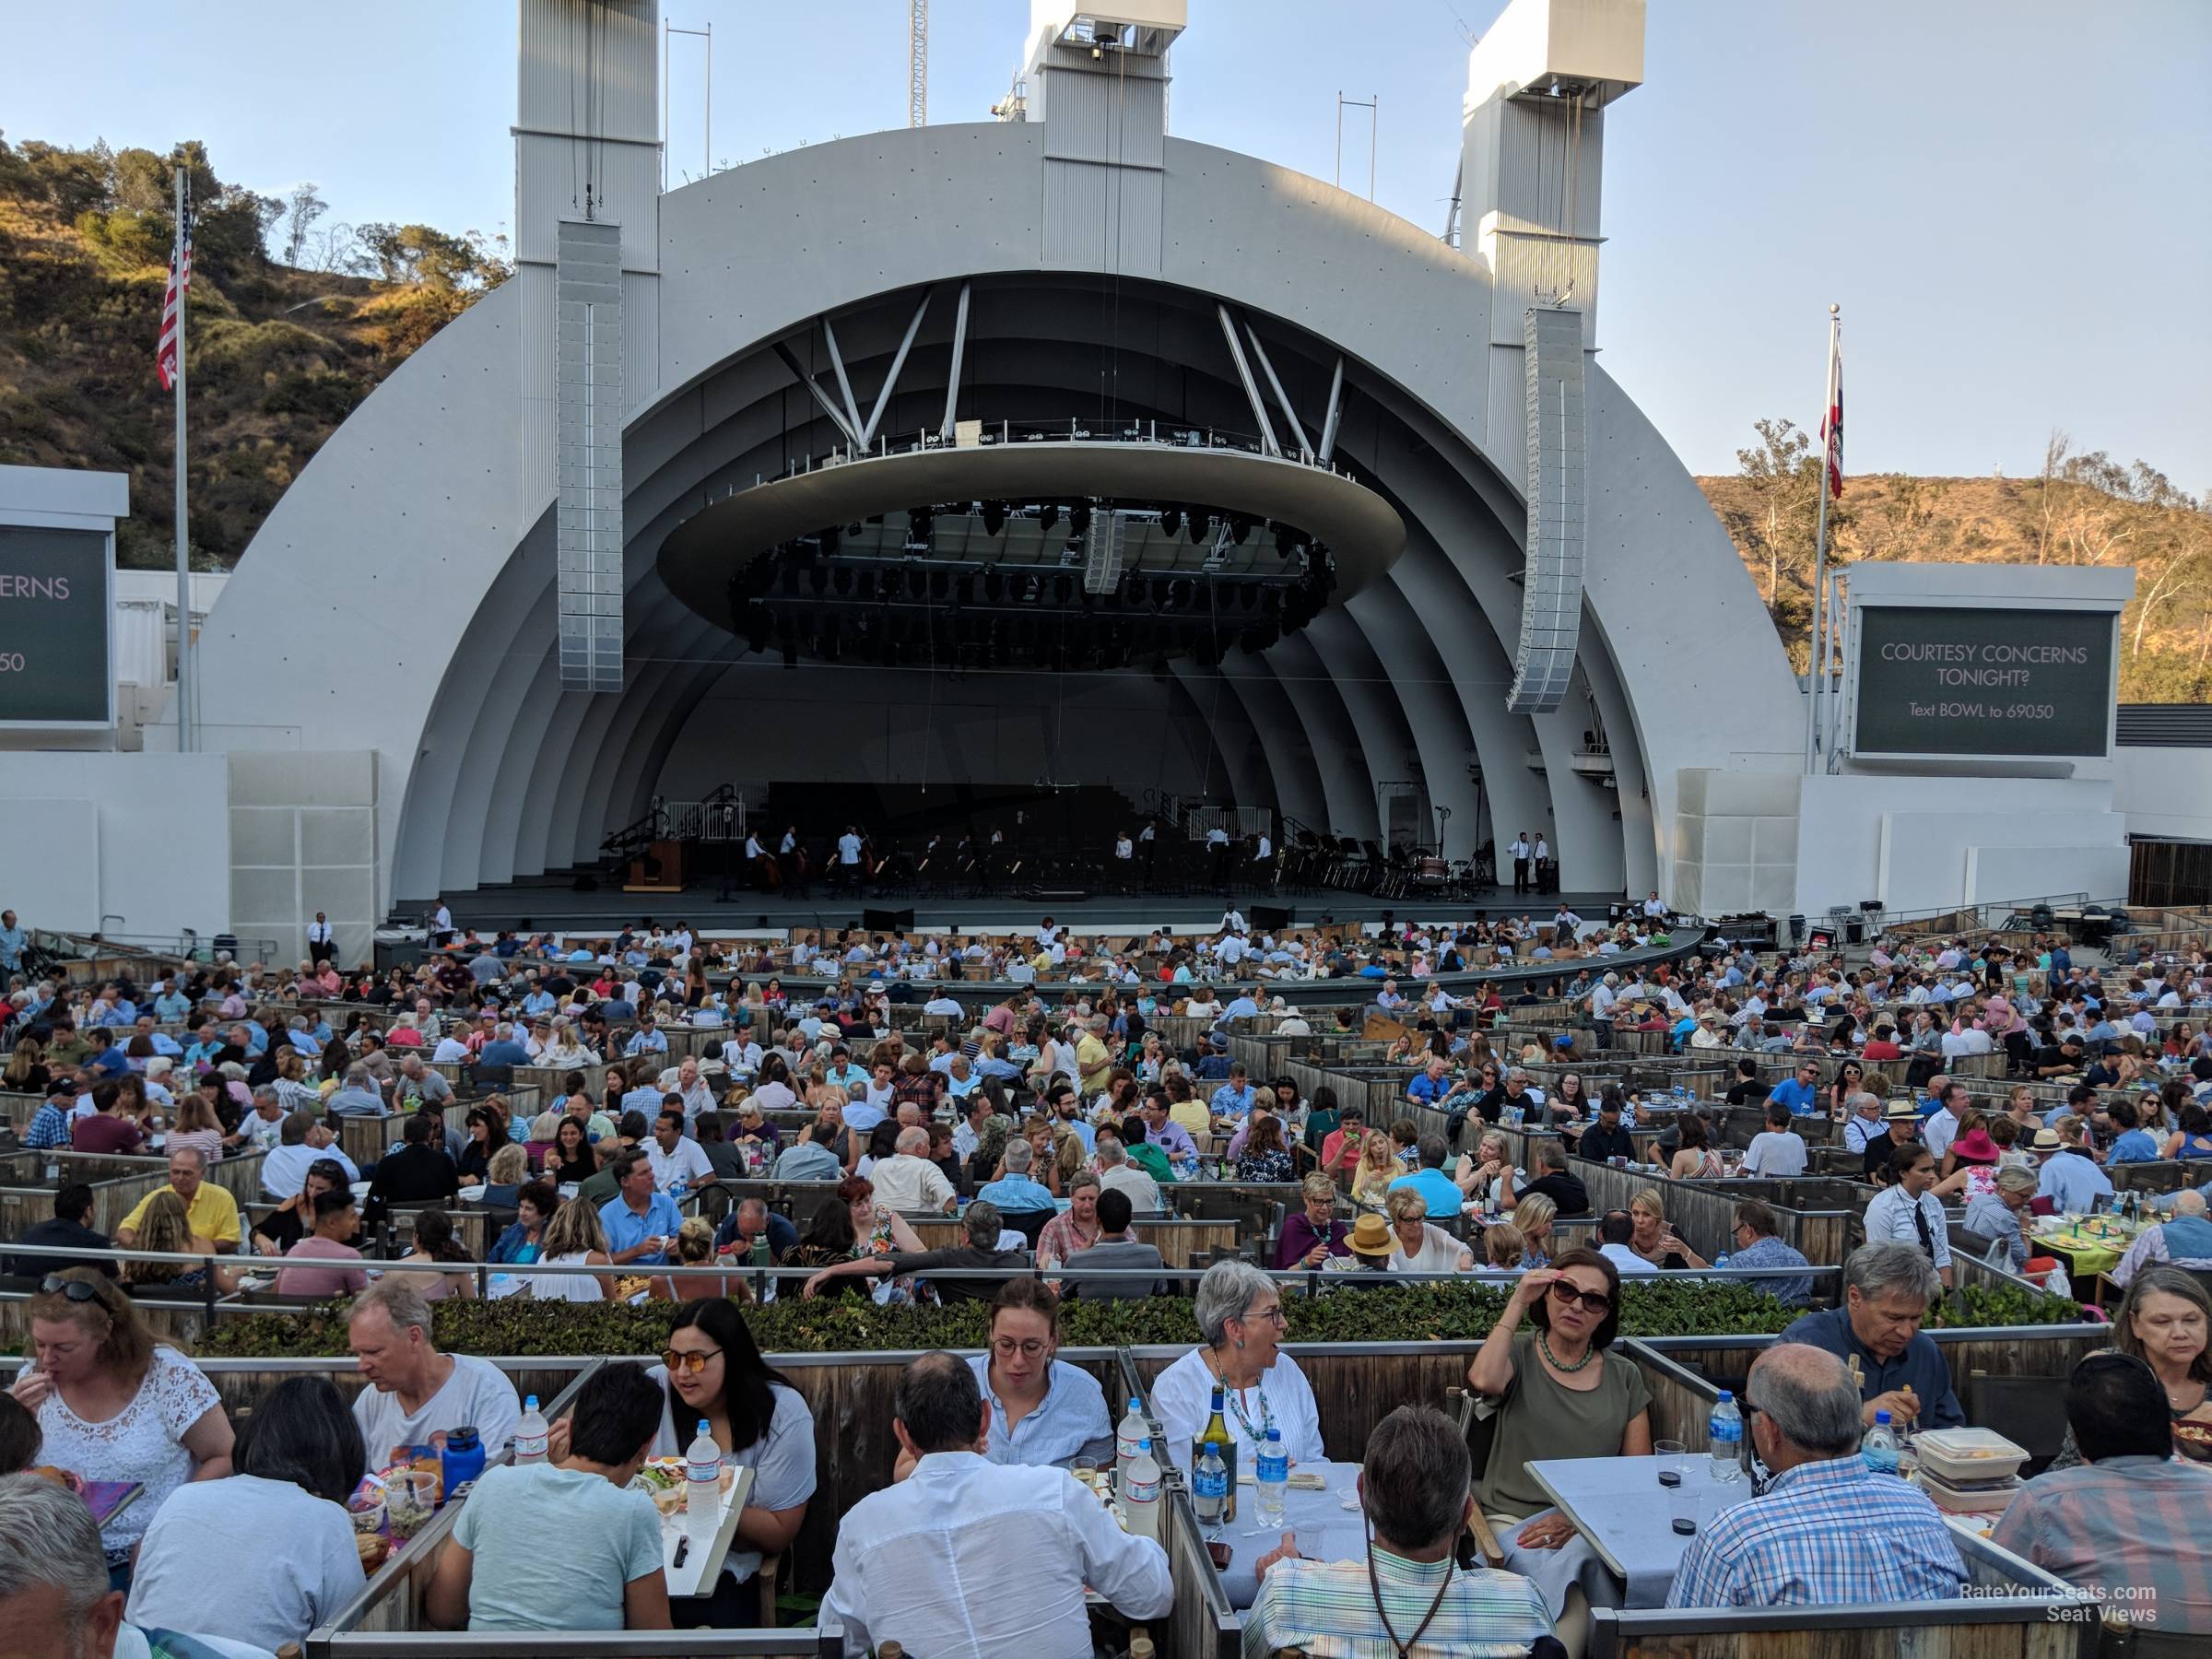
[1698,423,2212,702]
[0,135,504,569]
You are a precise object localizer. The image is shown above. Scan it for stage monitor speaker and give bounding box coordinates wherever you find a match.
[1253,904,1294,932]
[862,907,915,932]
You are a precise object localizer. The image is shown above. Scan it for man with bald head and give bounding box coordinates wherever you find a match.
[1667,1343,1964,1608]
[2111,1188,2212,1287]
[863,1124,957,1213]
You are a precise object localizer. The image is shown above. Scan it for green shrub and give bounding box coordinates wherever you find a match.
[197,1277,2047,1361]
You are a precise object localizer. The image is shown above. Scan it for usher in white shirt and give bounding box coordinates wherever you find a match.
[817,1452,1171,1657]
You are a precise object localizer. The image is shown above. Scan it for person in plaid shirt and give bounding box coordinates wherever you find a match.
[1242,1405,1554,1658]
[1667,1343,1963,1609]
[1992,1352,2212,1634]
[23,1078,78,1150]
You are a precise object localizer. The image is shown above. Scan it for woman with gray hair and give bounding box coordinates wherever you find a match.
[1147,1259,1324,1475]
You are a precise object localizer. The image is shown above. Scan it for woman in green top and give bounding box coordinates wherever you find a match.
[1466,1246,1652,1639]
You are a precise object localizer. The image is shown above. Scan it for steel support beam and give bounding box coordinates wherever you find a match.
[1243,322,1312,462]
[771,342,861,448]
[939,280,971,443]
[857,288,933,449]
[1216,303,1281,458]
[1316,358,1346,466]
[819,318,865,442]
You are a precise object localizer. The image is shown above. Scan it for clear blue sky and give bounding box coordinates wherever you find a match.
[4,0,2206,483]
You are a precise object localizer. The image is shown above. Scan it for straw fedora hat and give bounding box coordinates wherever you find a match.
[1347,1213,1396,1259]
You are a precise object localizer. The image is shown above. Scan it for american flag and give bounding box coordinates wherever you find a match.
[1818,328,1843,500]
[157,213,192,391]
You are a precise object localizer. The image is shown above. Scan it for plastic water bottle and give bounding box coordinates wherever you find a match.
[1193,1441,1230,1527]
[1255,1428,1288,1526]
[684,1418,722,1541]
[1122,1437,1164,1545]
[1862,1410,1900,1477]
[512,1395,548,1465]
[1708,1391,1744,1482]
[1115,1397,1149,1495]
[1714,1253,1731,1273]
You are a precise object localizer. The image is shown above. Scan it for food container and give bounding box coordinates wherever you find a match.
[1918,1468,2020,1513]
[1912,1427,2028,1486]
[347,1490,386,1535]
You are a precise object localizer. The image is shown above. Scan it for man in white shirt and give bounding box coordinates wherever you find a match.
[1507,832,1532,894]
[1741,1103,1809,1178]
[922,992,964,1017]
[645,1106,716,1194]
[261,1113,361,1200]
[1595,1210,1657,1276]
[819,1352,1171,1656]
[836,826,863,885]
[867,1127,958,1213]
[347,1279,522,1476]
[1921,1081,1966,1163]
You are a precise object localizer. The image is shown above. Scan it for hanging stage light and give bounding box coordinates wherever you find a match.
[1040,503,1062,535]
[983,567,1005,603]
[820,525,841,557]
[1053,572,1075,606]
[808,565,829,596]
[981,500,1006,537]
[1159,503,1182,537]
[1237,582,1257,611]
[856,569,877,603]
[955,572,975,606]
[1187,511,1210,546]
[1070,501,1092,537]
[833,565,854,596]
[1275,525,1298,559]
[745,602,771,654]
[929,568,951,601]
[1230,513,1253,545]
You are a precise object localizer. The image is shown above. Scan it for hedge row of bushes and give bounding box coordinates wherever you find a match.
[194,1279,2084,1360]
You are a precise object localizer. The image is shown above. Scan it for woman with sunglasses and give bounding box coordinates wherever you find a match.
[1466,1246,1652,1642]
[9,1268,234,1588]
[632,1299,817,1624]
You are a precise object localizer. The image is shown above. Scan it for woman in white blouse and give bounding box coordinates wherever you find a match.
[1148,1261,1324,1475]
[1383,1188,1475,1274]
[9,1270,233,1585]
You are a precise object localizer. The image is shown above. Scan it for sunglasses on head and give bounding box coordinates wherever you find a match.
[41,1275,102,1302]
[1547,1279,1613,1315]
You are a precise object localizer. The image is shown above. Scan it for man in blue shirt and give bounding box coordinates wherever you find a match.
[2034,1128,2114,1213]
[2103,1099,2163,1163]
[1780,1242,1963,1430]
[476,1022,532,1070]
[622,1015,668,1058]
[0,909,25,976]
[596,1149,682,1266]
[1385,1135,1464,1218]
[1406,1055,1453,1110]
[1766,1058,1821,1117]
[975,1137,1057,1214]
[1208,1063,1259,1123]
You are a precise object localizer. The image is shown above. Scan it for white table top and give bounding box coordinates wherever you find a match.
[659,1464,756,1598]
[1526,1454,1754,1608]
[1211,1458,1366,1611]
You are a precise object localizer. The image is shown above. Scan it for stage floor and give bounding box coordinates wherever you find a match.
[424,877,1627,936]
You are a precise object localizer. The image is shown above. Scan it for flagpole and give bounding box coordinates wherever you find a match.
[1802,302,1840,773]
[171,164,193,754]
